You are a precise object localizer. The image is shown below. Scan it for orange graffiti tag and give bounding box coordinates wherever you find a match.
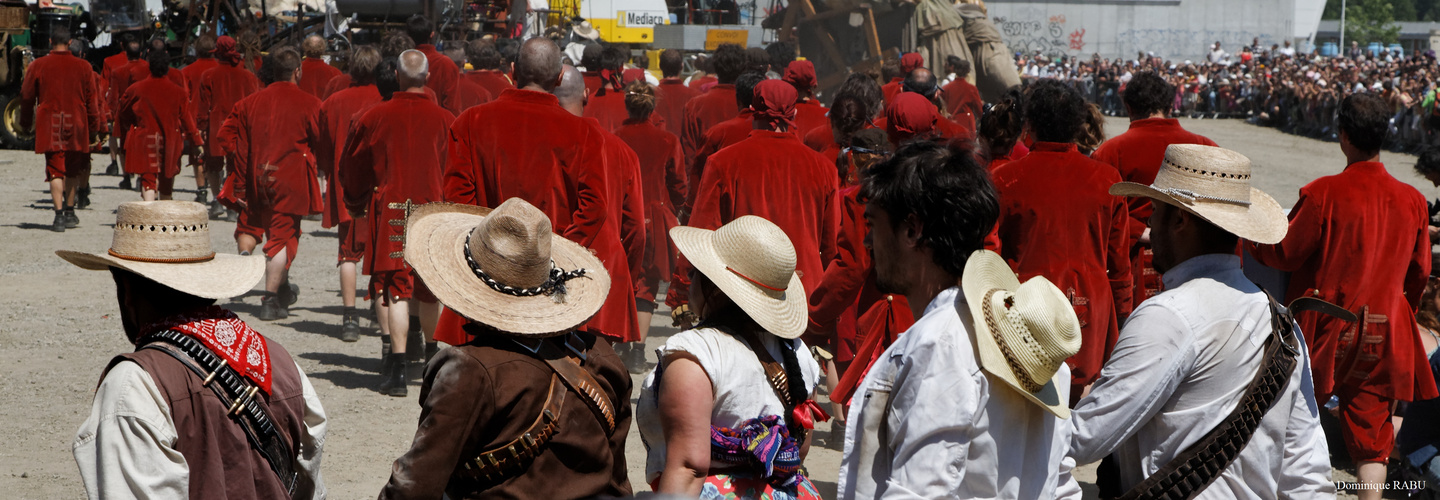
[1049,14,1066,24]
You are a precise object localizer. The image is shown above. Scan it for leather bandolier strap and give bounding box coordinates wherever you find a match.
[1117,293,1317,500]
[733,329,807,444]
[455,333,618,485]
[137,330,299,496]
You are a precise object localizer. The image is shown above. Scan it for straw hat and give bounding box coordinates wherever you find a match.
[961,250,1082,418]
[572,20,600,41]
[403,199,610,337]
[670,216,807,339]
[56,201,264,299]
[1109,144,1287,244]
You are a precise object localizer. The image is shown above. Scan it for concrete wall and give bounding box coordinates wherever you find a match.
[985,0,1302,62]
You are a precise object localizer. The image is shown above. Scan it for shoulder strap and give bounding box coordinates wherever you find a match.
[514,334,618,434]
[136,330,299,497]
[731,329,809,443]
[455,373,566,485]
[1117,293,1300,500]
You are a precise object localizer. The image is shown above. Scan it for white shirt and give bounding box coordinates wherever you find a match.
[1068,254,1334,499]
[636,327,821,483]
[837,287,1081,500]
[74,360,328,499]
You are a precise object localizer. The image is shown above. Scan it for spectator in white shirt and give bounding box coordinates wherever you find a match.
[1071,144,1334,498]
[1209,42,1228,64]
[838,141,1082,499]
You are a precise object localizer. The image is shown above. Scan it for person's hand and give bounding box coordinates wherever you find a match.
[1428,225,1439,242]
[1139,227,1152,245]
[670,304,696,329]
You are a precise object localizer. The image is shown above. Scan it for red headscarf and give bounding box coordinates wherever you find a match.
[622,67,647,85]
[901,52,924,74]
[752,79,798,131]
[783,60,817,92]
[215,35,243,66]
[885,92,937,146]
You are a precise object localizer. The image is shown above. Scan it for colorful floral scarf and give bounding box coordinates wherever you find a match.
[141,306,272,394]
[710,415,804,487]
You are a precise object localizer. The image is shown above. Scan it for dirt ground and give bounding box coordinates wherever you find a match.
[0,116,1428,498]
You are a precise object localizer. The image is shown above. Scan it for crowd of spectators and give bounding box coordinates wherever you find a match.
[1014,41,1440,154]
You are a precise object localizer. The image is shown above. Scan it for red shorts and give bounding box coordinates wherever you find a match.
[369,269,436,305]
[337,217,367,264]
[260,210,301,268]
[1336,384,1396,463]
[235,208,265,240]
[44,151,89,181]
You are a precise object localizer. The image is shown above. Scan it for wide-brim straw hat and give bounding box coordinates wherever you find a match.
[56,201,264,299]
[670,216,807,339]
[961,250,1082,419]
[573,21,600,40]
[1109,144,1287,244]
[404,199,610,337]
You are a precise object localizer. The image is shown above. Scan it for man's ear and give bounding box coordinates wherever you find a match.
[901,213,924,249]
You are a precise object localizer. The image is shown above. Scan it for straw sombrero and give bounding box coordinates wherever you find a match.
[56,201,264,299]
[403,199,609,337]
[572,20,600,41]
[1109,144,1287,244]
[670,216,807,339]
[961,250,1082,418]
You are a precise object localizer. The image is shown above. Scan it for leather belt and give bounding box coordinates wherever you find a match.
[138,330,299,496]
[454,374,566,484]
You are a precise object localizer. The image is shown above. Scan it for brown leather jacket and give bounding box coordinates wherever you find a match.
[379,331,633,499]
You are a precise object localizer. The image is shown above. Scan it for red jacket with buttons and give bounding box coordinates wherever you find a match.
[197,62,261,156]
[115,76,202,178]
[316,84,382,228]
[20,50,102,154]
[216,81,324,216]
[614,117,687,302]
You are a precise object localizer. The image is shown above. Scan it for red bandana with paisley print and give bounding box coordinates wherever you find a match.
[142,306,272,394]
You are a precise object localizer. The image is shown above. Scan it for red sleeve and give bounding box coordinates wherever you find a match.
[1405,194,1432,312]
[198,81,213,139]
[1107,191,1134,317]
[216,104,250,201]
[668,157,728,308]
[684,132,722,219]
[681,102,703,171]
[442,121,483,206]
[87,74,102,132]
[18,61,37,130]
[339,117,375,216]
[180,98,202,146]
[666,136,687,211]
[819,176,841,270]
[562,129,611,248]
[807,195,867,337]
[622,160,647,282]
[1248,188,1322,271]
[113,87,139,141]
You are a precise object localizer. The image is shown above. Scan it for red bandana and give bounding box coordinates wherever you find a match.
[885,92,937,145]
[782,60,817,92]
[142,306,273,394]
[901,52,924,74]
[752,79,798,131]
[215,36,243,66]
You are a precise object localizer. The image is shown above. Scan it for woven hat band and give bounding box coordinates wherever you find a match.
[108,202,218,262]
[107,248,217,264]
[467,199,557,290]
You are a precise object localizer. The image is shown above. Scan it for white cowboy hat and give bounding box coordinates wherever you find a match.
[1109,144,1287,244]
[572,20,600,41]
[962,250,1082,419]
[670,216,807,339]
[403,199,610,337]
[56,201,264,299]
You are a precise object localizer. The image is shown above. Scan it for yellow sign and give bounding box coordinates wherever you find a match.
[705,29,749,51]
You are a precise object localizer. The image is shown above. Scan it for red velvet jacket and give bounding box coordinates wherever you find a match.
[321,74,351,100]
[115,76,202,177]
[180,58,220,114]
[455,78,493,112]
[316,84,383,228]
[341,92,455,274]
[129,65,187,98]
[668,130,841,309]
[681,84,738,162]
[464,70,514,100]
[687,75,716,90]
[417,44,462,114]
[881,78,902,107]
[1249,161,1438,402]
[614,118,687,290]
[101,53,131,118]
[655,78,698,138]
[941,78,981,123]
[586,118,647,342]
[794,99,828,136]
[687,109,756,212]
[583,88,628,132]
[298,57,342,99]
[991,141,1133,387]
[21,50,101,153]
[197,63,261,155]
[216,82,324,216]
[807,186,914,354]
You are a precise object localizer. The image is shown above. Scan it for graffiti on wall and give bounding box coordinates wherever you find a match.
[990,6,1277,60]
[1116,29,1274,59]
[992,7,1070,56]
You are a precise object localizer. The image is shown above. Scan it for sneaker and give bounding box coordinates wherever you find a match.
[50,211,66,232]
[277,281,300,307]
[208,201,227,220]
[76,188,91,210]
[257,294,288,321]
[340,307,361,342]
[63,208,79,228]
[118,177,132,190]
[104,160,119,176]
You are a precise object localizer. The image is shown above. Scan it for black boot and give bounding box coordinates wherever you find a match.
[424,342,440,364]
[208,200,226,220]
[195,186,208,204]
[118,176,132,190]
[50,210,66,232]
[63,207,79,228]
[406,319,424,362]
[76,187,91,210]
[340,307,361,342]
[104,160,119,176]
[378,353,408,397]
[257,293,288,321]
[278,281,299,307]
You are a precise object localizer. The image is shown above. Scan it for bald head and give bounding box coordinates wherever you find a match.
[398,49,429,90]
[303,35,326,58]
[554,65,587,116]
[515,38,562,91]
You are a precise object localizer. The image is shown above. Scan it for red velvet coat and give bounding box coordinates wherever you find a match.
[935,113,975,144]
[794,99,828,136]
[941,78,981,123]
[115,76,202,177]
[464,70,514,99]
[129,65,187,98]
[881,78,902,107]
[583,88,628,132]
[803,123,835,153]
[582,71,604,97]
[687,109,755,211]
[807,186,914,355]
[20,50,101,153]
[614,118,687,293]
[687,75,716,90]
[321,74,351,100]
[181,58,220,108]
[668,130,841,309]
[991,141,1133,387]
[316,84,383,228]
[197,63,261,155]
[298,57,342,99]
[1249,161,1438,402]
[216,82,324,216]
[655,78,698,138]
[417,44,462,114]
[103,55,140,118]
[455,78,493,112]
[680,84,738,162]
[341,92,455,274]
[588,118,647,342]
[1091,118,1216,305]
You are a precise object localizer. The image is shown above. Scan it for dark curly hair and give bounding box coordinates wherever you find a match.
[1338,93,1389,154]
[733,72,766,109]
[711,43,747,83]
[1123,71,1172,118]
[979,88,1023,163]
[1418,145,1440,179]
[466,40,504,70]
[860,141,998,277]
[1023,79,1087,143]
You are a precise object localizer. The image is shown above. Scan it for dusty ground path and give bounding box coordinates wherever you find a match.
[0,117,1427,498]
